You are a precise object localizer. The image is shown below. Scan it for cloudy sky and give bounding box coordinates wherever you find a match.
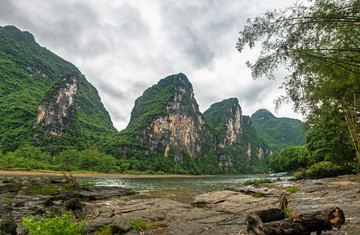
[0,0,303,130]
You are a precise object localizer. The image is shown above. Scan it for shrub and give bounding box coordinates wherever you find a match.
[294,161,350,179]
[286,186,300,193]
[131,220,148,231]
[22,210,86,235]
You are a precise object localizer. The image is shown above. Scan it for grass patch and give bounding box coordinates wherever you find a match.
[150,221,167,229]
[284,206,292,218]
[26,185,58,195]
[243,178,273,186]
[249,192,264,198]
[263,183,276,188]
[131,220,148,231]
[286,186,300,193]
[5,198,12,206]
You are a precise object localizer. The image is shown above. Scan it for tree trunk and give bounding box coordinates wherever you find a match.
[246,206,345,235]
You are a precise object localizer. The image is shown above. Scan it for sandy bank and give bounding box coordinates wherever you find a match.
[0,170,213,178]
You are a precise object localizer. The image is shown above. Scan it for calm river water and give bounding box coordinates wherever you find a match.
[0,174,282,204]
[76,174,276,204]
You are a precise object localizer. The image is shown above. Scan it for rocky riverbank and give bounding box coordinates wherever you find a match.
[0,175,359,234]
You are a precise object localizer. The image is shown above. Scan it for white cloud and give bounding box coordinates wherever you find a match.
[0,0,303,130]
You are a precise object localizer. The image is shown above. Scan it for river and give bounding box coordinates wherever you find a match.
[74,174,279,204]
[0,173,281,204]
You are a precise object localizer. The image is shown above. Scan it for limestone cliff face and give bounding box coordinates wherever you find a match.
[130,74,210,161]
[203,98,243,148]
[33,75,78,136]
[222,100,243,147]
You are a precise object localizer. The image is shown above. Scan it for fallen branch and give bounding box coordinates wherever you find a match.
[246,195,345,235]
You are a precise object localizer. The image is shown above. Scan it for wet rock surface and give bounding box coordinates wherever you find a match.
[0,175,359,234]
[83,175,360,234]
[288,175,360,235]
[0,176,137,221]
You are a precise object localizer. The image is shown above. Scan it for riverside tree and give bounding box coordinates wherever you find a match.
[237,0,360,165]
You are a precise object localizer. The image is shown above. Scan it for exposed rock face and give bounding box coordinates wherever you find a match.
[258,147,264,159]
[138,74,210,161]
[1,175,358,234]
[124,74,269,171]
[204,98,243,148]
[223,100,243,147]
[0,177,137,222]
[33,75,78,136]
[247,143,252,160]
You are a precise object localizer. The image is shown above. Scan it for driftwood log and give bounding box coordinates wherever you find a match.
[246,195,345,235]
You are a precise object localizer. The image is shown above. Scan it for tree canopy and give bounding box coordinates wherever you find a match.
[237,0,360,163]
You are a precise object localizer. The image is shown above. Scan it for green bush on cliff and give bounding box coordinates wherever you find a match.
[22,210,86,235]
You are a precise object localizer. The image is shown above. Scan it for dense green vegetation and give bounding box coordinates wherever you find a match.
[123,74,179,138]
[238,0,360,177]
[267,146,309,173]
[203,98,270,173]
[204,98,239,132]
[267,112,355,178]
[22,210,86,235]
[251,109,306,152]
[4,18,357,177]
[131,220,149,231]
[0,25,115,154]
[99,81,270,174]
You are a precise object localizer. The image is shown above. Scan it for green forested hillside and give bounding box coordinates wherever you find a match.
[237,0,360,178]
[123,74,184,139]
[0,26,282,175]
[204,98,270,173]
[251,109,305,152]
[0,25,115,153]
[203,98,239,131]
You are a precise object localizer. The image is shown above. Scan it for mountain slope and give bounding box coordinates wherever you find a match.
[251,109,305,151]
[203,97,243,147]
[204,98,270,169]
[105,77,270,174]
[121,73,211,162]
[0,25,115,153]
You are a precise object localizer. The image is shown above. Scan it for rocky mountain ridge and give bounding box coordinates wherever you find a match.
[135,74,211,161]
[115,75,271,172]
[0,25,304,174]
[0,25,115,153]
[33,74,79,137]
[251,109,306,151]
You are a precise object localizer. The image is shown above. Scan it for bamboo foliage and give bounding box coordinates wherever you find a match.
[343,93,360,162]
[237,0,360,168]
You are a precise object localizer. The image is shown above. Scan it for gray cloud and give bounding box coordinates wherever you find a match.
[0,0,303,130]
